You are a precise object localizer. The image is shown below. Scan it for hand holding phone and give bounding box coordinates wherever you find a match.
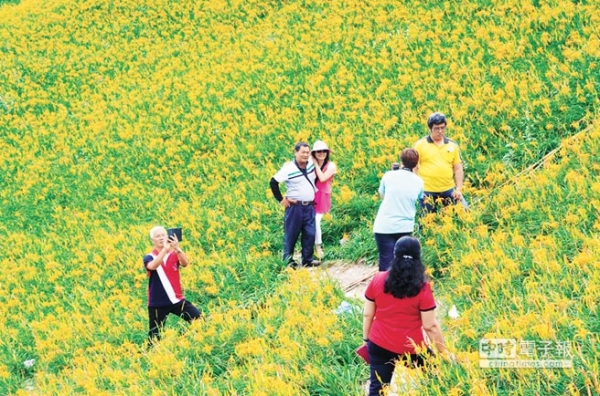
[167,228,183,242]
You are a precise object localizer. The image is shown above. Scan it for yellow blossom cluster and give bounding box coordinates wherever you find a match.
[417,121,600,395]
[1,0,599,394]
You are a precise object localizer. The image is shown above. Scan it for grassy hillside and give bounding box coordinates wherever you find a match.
[1,0,599,394]
[418,122,600,394]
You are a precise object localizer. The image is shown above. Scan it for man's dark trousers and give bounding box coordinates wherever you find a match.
[148,299,201,343]
[422,188,469,214]
[283,203,316,265]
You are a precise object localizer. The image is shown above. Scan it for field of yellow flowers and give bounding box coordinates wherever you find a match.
[1,0,599,394]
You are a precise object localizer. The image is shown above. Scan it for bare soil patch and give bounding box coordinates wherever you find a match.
[321,259,378,300]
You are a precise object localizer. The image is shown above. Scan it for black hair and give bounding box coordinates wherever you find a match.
[295,142,310,152]
[427,112,447,130]
[316,152,330,171]
[384,236,426,298]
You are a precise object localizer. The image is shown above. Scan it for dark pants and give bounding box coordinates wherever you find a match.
[374,232,412,271]
[368,341,430,396]
[421,188,468,214]
[283,203,316,265]
[148,299,201,343]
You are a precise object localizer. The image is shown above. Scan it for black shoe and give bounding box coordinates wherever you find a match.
[302,260,321,267]
[287,261,299,269]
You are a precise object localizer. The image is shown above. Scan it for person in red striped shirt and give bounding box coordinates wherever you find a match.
[143,226,201,345]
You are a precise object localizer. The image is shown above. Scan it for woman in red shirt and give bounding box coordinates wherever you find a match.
[363,236,447,395]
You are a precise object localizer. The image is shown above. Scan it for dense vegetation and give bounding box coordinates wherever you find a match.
[1,0,598,394]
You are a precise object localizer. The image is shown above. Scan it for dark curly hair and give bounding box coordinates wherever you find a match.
[384,236,426,298]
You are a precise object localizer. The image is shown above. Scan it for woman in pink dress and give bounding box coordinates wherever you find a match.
[311,140,337,258]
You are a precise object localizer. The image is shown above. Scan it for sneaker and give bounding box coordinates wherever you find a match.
[302,260,321,267]
[287,261,299,270]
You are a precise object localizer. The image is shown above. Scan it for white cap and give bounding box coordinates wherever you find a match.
[311,140,331,153]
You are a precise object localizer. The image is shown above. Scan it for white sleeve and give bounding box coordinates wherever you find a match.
[273,162,291,182]
[378,174,386,195]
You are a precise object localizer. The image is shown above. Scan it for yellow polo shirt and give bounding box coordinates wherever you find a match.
[414,136,462,192]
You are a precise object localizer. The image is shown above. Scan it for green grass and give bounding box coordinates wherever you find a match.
[1,0,599,394]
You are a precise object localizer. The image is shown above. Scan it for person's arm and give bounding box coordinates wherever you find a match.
[452,163,464,200]
[145,246,171,271]
[418,186,424,209]
[363,300,375,343]
[175,249,189,267]
[421,310,447,354]
[169,235,189,267]
[378,174,386,199]
[314,162,337,182]
[270,177,284,202]
[270,177,295,207]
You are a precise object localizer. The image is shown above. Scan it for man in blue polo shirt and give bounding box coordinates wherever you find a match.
[270,142,321,268]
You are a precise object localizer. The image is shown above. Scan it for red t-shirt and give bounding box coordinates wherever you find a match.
[143,250,184,307]
[365,272,436,354]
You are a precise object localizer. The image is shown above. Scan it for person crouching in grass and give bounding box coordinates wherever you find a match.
[143,226,201,345]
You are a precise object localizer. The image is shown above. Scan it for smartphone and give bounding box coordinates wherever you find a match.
[167,227,183,241]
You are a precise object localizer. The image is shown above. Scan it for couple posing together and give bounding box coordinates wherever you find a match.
[270,140,337,269]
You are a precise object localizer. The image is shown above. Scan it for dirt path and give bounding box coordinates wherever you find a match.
[321,259,378,300]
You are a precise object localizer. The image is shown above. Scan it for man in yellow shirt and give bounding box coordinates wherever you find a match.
[414,112,467,213]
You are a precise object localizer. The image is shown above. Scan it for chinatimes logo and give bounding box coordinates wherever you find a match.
[479,338,573,369]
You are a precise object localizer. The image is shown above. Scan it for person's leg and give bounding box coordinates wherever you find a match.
[405,353,426,367]
[374,233,396,271]
[315,213,324,257]
[178,299,202,322]
[368,341,399,396]
[439,188,469,209]
[421,192,439,214]
[438,189,456,208]
[300,205,316,265]
[283,205,302,265]
[148,306,170,345]
[398,349,434,372]
[315,213,323,245]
